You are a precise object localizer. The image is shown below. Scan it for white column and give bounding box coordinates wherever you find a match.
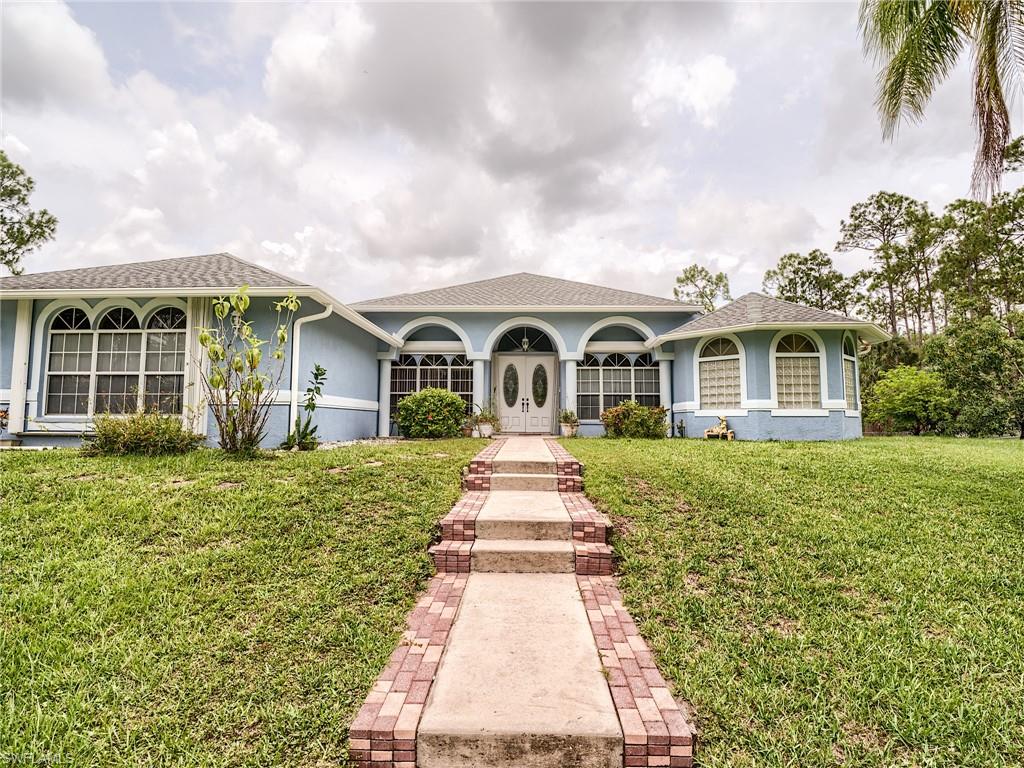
[378,358,391,437]
[6,299,32,434]
[563,359,577,415]
[659,360,671,409]
[472,359,485,410]
[185,297,211,435]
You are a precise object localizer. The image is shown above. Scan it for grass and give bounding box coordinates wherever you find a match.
[0,439,483,767]
[563,437,1024,768]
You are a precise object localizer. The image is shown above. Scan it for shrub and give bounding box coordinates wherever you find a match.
[396,388,468,438]
[863,365,952,435]
[281,363,327,450]
[559,409,579,425]
[600,400,668,438]
[84,412,204,456]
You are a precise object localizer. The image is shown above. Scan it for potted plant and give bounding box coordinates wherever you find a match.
[461,414,475,438]
[559,409,579,437]
[476,405,498,438]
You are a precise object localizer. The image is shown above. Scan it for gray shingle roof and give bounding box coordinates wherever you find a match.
[0,252,307,292]
[657,293,889,341]
[351,272,689,310]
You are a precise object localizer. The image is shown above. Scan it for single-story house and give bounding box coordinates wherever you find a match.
[0,252,888,447]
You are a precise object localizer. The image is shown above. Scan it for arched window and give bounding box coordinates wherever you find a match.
[774,333,821,409]
[95,308,143,414]
[46,309,93,415]
[44,304,188,417]
[843,334,858,410]
[576,353,659,420]
[389,354,473,415]
[698,337,741,409]
[145,307,187,414]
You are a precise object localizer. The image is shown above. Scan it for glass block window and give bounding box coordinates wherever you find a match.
[698,337,741,409]
[843,334,858,410]
[576,353,660,419]
[389,354,473,415]
[776,355,821,408]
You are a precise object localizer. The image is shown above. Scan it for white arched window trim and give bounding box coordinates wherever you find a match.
[842,331,859,413]
[480,317,570,359]
[768,328,830,416]
[692,333,748,416]
[35,299,189,421]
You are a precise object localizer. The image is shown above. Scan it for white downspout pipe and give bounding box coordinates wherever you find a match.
[289,304,333,427]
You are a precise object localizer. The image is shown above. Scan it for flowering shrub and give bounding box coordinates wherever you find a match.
[600,400,668,438]
[396,388,467,438]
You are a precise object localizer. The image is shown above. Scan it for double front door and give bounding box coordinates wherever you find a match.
[496,354,555,433]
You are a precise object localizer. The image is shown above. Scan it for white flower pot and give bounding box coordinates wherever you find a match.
[560,423,578,437]
[479,423,494,438]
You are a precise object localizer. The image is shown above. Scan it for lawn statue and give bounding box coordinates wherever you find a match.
[704,415,735,441]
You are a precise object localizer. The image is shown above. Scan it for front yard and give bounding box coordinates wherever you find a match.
[565,437,1024,768]
[0,440,483,767]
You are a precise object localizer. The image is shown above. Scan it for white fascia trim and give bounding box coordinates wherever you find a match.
[585,341,649,353]
[3,286,402,347]
[401,341,466,353]
[353,304,702,313]
[672,401,699,411]
[649,320,891,347]
[770,408,831,417]
[271,391,379,411]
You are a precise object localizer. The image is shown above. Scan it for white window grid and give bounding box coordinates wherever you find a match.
[389,354,473,415]
[576,354,660,420]
[43,307,187,417]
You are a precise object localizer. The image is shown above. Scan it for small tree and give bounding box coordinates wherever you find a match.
[0,150,58,275]
[863,365,951,435]
[282,363,327,450]
[197,287,300,453]
[673,265,731,313]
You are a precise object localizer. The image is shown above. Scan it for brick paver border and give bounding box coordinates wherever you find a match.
[562,491,614,575]
[463,438,506,490]
[349,573,469,768]
[545,438,583,491]
[578,575,697,767]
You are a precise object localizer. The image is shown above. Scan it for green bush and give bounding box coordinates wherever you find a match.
[600,400,668,438]
[863,365,952,435]
[83,412,204,456]
[396,388,468,438]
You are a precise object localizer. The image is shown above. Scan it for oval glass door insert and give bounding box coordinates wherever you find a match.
[531,364,548,408]
[503,363,519,408]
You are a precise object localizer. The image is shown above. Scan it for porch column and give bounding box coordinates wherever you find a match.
[6,299,31,434]
[563,359,577,415]
[659,360,671,409]
[378,358,391,437]
[472,359,485,410]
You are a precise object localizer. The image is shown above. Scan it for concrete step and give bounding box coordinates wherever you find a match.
[491,459,556,475]
[475,491,572,541]
[471,539,575,573]
[417,573,623,768]
[488,473,559,492]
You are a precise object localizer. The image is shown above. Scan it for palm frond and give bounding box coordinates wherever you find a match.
[970,1,1016,197]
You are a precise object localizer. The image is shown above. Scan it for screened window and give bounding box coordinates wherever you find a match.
[44,305,187,417]
[389,354,473,415]
[775,333,821,409]
[698,337,741,409]
[576,353,659,420]
[843,335,857,410]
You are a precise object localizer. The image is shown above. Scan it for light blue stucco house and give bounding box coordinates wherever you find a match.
[0,252,888,447]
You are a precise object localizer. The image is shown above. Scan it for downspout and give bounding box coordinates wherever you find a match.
[289,303,334,427]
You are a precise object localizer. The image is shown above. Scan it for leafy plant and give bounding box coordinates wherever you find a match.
[600,400,668,438]
[863,365,952,435]
[83,412,203,456]
[281,364,327,451]
[396,388,468,438]
[197,286,300,453]
[559,409,579,425]
[1,150,57,275]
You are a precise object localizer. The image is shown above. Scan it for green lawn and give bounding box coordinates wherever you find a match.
[564,437,1024,768]
[0,440,483,767]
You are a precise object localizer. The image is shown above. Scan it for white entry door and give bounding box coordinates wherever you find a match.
[496,355,555,433]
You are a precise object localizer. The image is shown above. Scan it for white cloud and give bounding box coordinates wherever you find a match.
[634,51,737,128]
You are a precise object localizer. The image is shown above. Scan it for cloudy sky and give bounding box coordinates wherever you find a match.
[3,1,1021,303]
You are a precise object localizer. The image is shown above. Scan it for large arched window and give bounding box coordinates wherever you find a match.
[46,308,93,415]
[43,305,187,417]
[576,353,659,420]
[843,334,858,410]
[389,354,473,415]
[774,333,821,409]
[698,337,741,409]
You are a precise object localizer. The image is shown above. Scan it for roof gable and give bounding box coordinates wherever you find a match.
[0,252,307,292]
[350,272,692,311]
[653,293,889,343]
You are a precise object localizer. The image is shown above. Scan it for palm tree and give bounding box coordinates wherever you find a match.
[860,0,1024,198]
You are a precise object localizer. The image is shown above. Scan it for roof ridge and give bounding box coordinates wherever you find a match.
[216,251,311,287]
